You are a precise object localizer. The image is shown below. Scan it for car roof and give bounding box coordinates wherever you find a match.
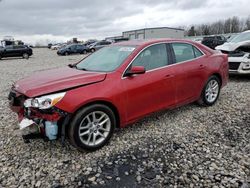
[112,38,197,47]
[112,38,214,55]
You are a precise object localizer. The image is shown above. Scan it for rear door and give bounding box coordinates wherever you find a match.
[122,43,176,122]
[170,42,207,105]
[70,45,77,53]
[76,45,83,53]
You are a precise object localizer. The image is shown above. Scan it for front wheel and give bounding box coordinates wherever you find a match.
[198,75,221,106]
[91,48,95,53]
[22,53,29,59]
[69,104,116,151]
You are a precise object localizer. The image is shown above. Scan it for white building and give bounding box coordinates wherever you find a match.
[123,27,184,40]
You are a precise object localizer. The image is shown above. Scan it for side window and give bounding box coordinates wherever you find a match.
[76,45,82,50]
[14,45,24,49]
[216,36,222,40]
[193,46,203,57]
[172,43,201,63]
[100,41,107,45]
[5,45,13,49]
[132,44,168,71]
[71,45,76,50]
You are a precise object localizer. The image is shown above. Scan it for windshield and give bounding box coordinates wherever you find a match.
[76,46,135,72]
[230,32,250,43]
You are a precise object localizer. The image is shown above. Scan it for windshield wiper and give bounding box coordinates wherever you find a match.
[76,68,88,71]
[68,64,76,68]
[68,64,89,71]
[77,67,89,71]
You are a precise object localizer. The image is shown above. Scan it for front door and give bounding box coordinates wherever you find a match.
[4,45,16,57]
[122,43,176,122]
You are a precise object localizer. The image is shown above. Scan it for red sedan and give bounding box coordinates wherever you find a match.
[8,39,228,151]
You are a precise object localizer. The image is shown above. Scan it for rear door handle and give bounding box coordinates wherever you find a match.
[164,74,174,79]
[199,64,205,69]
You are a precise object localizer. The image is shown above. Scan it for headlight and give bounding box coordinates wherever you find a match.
[24,92,66,109]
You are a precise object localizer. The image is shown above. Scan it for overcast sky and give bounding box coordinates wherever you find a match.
[0,0,249,45]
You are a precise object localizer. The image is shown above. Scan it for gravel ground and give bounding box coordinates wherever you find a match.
[0,48,249,188]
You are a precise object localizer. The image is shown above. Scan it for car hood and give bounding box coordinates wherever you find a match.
[216,40,250,52]
[14,67,106,97]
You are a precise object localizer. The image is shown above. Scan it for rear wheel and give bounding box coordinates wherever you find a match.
[198,75,221,106]
[23,53,29,59]
[91,48,95,53]
[82,50,87,54]
[65,52,69,56]
[69,104,116,151]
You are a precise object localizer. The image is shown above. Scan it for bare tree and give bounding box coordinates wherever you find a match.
[245,15,250,30]
[201,24,210,35]
[195,25,203,36]
[231,16,240,33]
[239,18,246,31]
[185,15,247,36]
[210,21,224,34]
[224,18,232,33]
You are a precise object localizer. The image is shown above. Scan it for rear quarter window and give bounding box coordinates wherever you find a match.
[193,46,203,57]
[171,43,203,63]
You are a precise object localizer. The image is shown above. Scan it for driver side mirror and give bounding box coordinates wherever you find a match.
[125,66,146,77]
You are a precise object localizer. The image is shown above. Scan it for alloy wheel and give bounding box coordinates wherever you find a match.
[23,53,29,59]
[78,111,111,146]
[205,79,219,103]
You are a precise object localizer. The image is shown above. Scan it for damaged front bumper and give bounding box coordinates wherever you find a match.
[228,53,250,74]
[8,90,71,143]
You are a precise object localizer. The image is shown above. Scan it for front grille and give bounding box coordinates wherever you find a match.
[229,62,241,70]
[228,52,245,57]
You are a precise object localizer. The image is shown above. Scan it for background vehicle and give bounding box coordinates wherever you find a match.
[9,39,228,151]
[201,35,227,49]
[57,44,89,55]
[216,30,250,74]
[84,39,97,46]
[88,40,112,52]
[193,38,203,43]
[48,43,52,49]
[51,43,63,50]
[0,45,32,59]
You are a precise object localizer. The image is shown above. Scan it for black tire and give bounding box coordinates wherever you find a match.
[65,52,69,56]
[69,104,116,151]
[198,75,221,106]
[22,53,29,59]
[91,48,95,53]
[82,50,87,54]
